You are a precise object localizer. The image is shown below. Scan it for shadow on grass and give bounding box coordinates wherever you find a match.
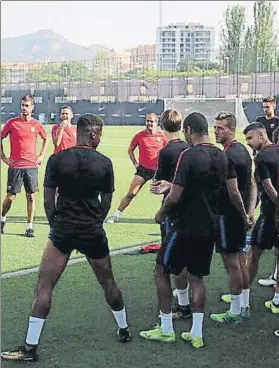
[6,216,48,224]
[112,218,156,224]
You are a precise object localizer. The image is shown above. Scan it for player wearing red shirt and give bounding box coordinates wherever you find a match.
[52,106,77,153]
[106,113,167,223]
[1,95,49,237]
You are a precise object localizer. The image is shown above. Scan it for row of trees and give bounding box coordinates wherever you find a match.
[220,0,278,74]
[1,1,278,83]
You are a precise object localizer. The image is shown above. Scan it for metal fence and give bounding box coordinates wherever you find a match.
[1,50,279,100]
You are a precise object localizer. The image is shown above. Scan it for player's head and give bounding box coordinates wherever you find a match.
[213,112,236,145]
[76,114,104,149]
[272,126,279,145]
[21,95,34,117]
[60,105,73,122]
[183,112,208,145]
[243,122,268,151]
[262,96,276,118]
[160,109,182,134]
[145,113,158,132]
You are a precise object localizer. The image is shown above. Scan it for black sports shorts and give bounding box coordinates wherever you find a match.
[156,228,215,277]
[250,213,279,250]
[216,215,246,254]
[48,227,110,259]
[7,168,38,194]
[135,165,155,182]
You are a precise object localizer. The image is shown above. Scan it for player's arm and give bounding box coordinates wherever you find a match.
[155,150,189,223]
[43,155,57,227]
[225,153,248,222]
[257,156,277,204]
[247,162,258,222]
[36,124,49,165]
[100,160,115,220]
[275,192,279,232]
[53,122,67,147]
[128,134,139,167]
[1,121,14,165]
[226,179,248,222]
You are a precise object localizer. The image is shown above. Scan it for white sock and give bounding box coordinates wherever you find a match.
[1,216,6,222]
[229,294,241,315]
[111,307,128,329]
[240,289,250,308]
[26,223,33,230]
[273,292,279,305]
[114,209,121,218]
[176,288,189,306]
[190,313,204,338]
[25,316,45,345]
[160,311,174,333]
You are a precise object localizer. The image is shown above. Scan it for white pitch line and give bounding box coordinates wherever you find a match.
[1,245,144,279]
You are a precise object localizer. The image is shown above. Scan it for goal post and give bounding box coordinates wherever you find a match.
[163,97,249,128]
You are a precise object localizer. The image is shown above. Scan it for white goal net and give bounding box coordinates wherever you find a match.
[164,97,249,128]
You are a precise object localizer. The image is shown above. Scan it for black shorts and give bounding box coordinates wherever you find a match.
[48,227,110,259]
[156,228,215,277]
[160,216,173,241]
[250,214,279,250]
[135,165,155,181]
[7,168,38,194]
[216,215,246,254]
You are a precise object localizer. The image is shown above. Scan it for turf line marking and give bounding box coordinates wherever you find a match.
[1,245,143,279]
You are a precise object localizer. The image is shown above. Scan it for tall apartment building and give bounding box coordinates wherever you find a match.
[156,23,216,71]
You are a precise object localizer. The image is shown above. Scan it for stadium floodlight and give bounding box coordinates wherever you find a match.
[164,97,249,127]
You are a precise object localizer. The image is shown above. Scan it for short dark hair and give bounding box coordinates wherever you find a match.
[243,122,266,135]
[214,111,237,129]
[272,126,279,144]
[21,95,34,105]
[60,105,73,112]
[77,114,103,132]
[160,109,182,132]
[183,112,208,135]
[263,96,276,105]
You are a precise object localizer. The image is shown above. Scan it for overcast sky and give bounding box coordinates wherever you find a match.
[2,1,279,49]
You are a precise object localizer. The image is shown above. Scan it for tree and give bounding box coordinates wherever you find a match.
[241,26,255,74]
[94,51,110,79]
[220,5,246,74]
[61,61,92,82]
[1,67,8,83]
[252,1,277,72]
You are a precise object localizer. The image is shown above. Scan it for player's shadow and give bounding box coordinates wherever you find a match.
[116,218,156,224]
[7,216,48,224]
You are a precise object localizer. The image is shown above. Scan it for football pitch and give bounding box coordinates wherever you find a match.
[1,126,278,368]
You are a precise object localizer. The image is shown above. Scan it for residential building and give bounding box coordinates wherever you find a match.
[156,23,216,71]
[130,44,156,69]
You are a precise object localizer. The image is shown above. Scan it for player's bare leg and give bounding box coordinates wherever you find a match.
[171,268,192,319]
[87,255,131,342]
[265,248,279,314]
[106,175,146,223]
[25,193,35,237]
[1,240,69,362]
[1,194,15,233]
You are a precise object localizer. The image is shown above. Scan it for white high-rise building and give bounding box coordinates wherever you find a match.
[156,23,216,71]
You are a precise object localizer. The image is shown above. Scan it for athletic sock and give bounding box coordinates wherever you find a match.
[273,292,279,305]
[25,316,45,346]
[160,311,174,333]
[1,216,6,222]
[176,288,189,306]
[190,313,204,338]
[114,209,121,218]
[240,289,250,308]
[111,307,128,329]
[26,223,33,230]
[229,294,241,315]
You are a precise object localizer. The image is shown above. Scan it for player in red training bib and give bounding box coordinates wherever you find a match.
[52,106,77,153]
[1,95,49,237]
[106,113,167,223]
